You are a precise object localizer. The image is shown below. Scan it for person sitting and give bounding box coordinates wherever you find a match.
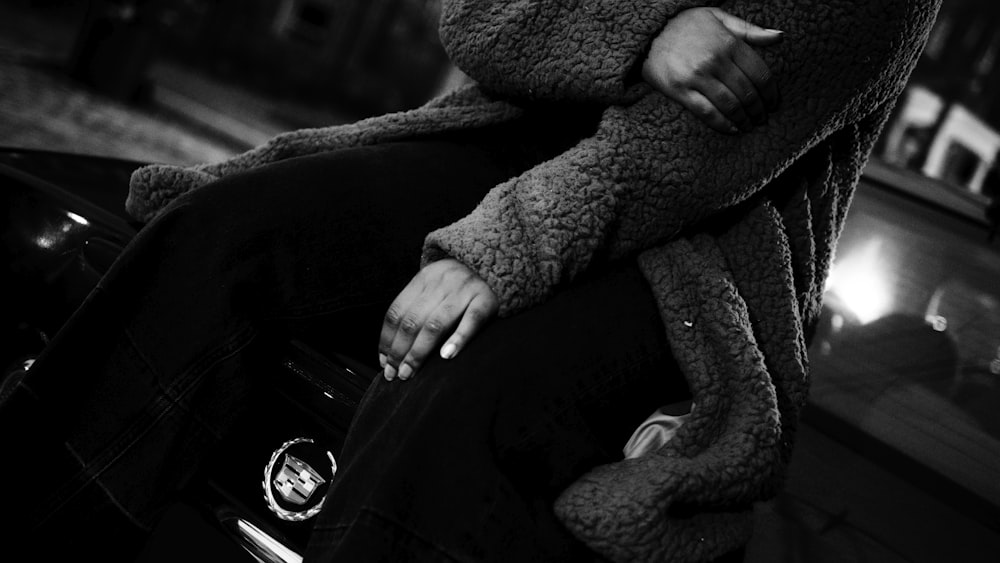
[0,0,941,561]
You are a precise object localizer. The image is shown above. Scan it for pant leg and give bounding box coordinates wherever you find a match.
[305,261,692,563]
[0,137,542,558]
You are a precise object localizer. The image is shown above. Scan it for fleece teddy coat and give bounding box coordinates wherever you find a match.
[127,0,941,561]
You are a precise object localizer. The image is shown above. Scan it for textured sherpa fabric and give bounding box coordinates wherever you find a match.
[127,0,941,561]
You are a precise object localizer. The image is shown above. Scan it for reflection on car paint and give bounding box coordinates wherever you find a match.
[824,236,896,324]
[33,209,91,250]
[810,178,1000,509]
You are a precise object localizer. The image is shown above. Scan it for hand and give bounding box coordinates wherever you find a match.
[641,7,782,134]
[378,259,498,381]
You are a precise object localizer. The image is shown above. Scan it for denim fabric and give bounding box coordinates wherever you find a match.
[305,262,689,563]
[0,116,693,561]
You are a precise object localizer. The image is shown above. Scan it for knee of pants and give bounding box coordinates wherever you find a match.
[120,180,299,312]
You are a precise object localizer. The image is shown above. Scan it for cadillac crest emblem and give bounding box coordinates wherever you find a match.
[274,452,325,505]
[263,437,337,521]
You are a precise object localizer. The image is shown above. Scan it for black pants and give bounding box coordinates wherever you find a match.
[0,124,689,561]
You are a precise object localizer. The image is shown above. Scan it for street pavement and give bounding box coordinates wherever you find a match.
[1,58,240,166]
[0,2,239,166]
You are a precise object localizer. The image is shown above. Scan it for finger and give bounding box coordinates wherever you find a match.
[710,9,783,46]
[681,89,740,134]
[729,40,780,112]
[381,286,435,381]
[379,283,424,372]
[699,75,754,131]
[439,291,498,360]
[384,297,436,381]
[712,56,766,126]
[398,305,459,380]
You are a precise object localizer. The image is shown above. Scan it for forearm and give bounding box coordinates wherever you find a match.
[425,0,940,316]
[440,0,720,103]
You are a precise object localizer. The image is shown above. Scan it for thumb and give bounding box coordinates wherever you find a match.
[711,9,784,46]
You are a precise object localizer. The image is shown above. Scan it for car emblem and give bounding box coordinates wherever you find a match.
[263,437,337,521]
[274,453,326,505]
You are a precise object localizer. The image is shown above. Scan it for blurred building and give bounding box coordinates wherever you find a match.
[70,0,451,116]
[879,0,1000,199]
[55,0,1000,198]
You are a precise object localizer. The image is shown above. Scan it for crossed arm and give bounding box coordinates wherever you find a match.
[378,5,784,381]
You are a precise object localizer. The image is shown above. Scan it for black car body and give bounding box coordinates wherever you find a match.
[3,148,999,561]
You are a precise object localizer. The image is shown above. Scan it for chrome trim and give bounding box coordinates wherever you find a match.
[230,518,303,563]
[263,437,337,521]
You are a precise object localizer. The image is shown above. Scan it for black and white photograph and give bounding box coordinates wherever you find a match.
[1,0,997,561]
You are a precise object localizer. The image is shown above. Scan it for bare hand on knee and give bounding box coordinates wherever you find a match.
[379,259,498,381]
[641,7,782,134]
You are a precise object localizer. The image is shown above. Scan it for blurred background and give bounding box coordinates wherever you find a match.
[0,0,463,165]
[2,0,1000,561]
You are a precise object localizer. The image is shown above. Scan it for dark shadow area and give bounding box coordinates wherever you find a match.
[2,1,1000,561]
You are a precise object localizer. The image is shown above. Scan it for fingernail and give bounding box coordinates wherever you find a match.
[441,342,457,359]
[384,364,396,381]
[728,125,740,135]
[398,364,413,380]
[379,353,387,368]
[766,28,784,34]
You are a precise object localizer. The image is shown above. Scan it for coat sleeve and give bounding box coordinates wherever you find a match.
[439,0,722,103]
[423,0,940,316]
